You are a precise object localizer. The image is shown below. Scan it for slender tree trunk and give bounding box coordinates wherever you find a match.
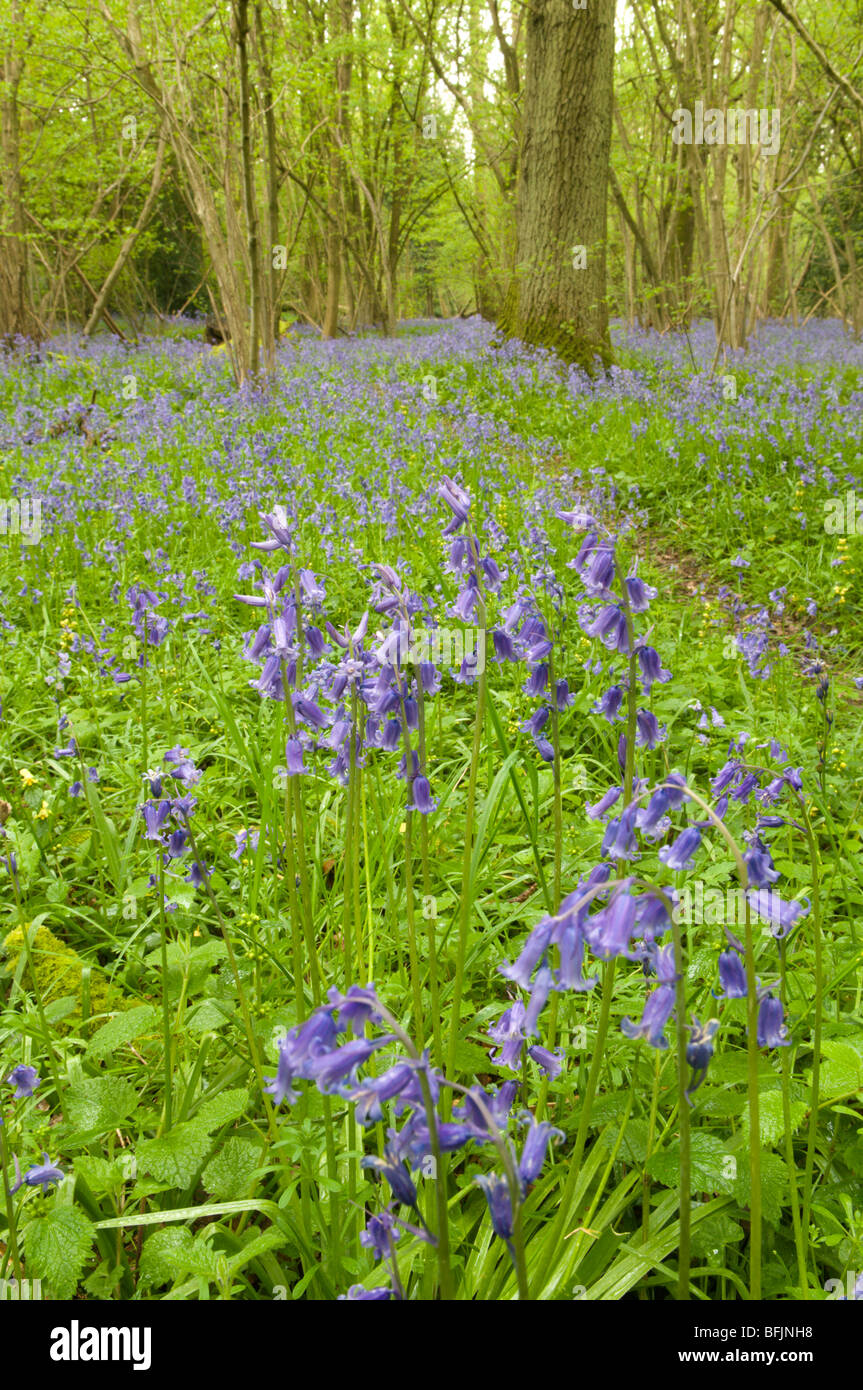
[0,8,38,340]
[500,0,615,371]
[235,0,261,378]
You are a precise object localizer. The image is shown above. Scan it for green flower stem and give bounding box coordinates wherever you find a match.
[416,688,443,1069]
[442,1078,529,1299]
[281,657,321,1006]
[661,780,760,1300]
[157,856,173,1133]
[181,817,278,1145]
[7,875,65,1103]
[670,893,691,1298]
[350,688,363,983]
[445,594,488,1093]
[376,1004,453,1300]
[798,795,824,1287]
[0,1122,22,1282]
[341,714,356,992]
[398,711,424,1045]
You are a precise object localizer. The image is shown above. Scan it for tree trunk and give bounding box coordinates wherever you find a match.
[499,0,614,371]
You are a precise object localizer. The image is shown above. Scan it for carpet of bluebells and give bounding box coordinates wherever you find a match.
[0,316,862,1301]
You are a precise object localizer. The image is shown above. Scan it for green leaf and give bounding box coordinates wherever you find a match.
[194,1088,250,1132]
[137,1121,213,1189]
[139,1227,219,1287]
[202,1137,261,1200]
[743,1090,808,1147]
[24,1206,95,1299]
[647,1133,738,1194]
[690,1212,745,1259]
[64,1076,139,1136]
[85,1004,157,1060]
[733,1151,788,1225]
[817,1041,863,1102]
[73,1155,124,1194]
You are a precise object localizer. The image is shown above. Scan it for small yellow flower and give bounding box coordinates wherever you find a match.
[19,768,37,787]
[36,800,51,820]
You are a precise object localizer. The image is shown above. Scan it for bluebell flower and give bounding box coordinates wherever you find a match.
[346,1063,415,1125]
[285,737,306,775]
[327,983,384,1033]
[587,888,638,959]
[524,964,554,1036]
[489,1001,527,1068]
[6,1064,39,1098]
[636,646,671,692]
[361,1144,419,1208]
[409,775,437,814]
[586,784,622,820]
[475,1173,514,1241]
[360,1208,399,1261]
[340,1284,392,1300]
[621,985,675,1048]
[625,573,657,612]
[601,804,640,861]
[635,709,664,748]
[518,1116,564,1189]
[593,685,623,722]
[584,604,630,653]
[757,992,790,1047]
[685,1018,720,1096]
[527,1044,563,1078]
[500,920,554,990]
[746,888,808,939]
[10,1152,64,1195]
[717,951,747,998]
[743,838,779,888]
[305,1036,395,1093]
[659,825,702,871]
[140,799,172,840]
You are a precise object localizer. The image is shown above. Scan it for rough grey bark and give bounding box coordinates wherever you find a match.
[500,0,615,371]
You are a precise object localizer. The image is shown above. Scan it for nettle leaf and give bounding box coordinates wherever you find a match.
[139,1227,219,1288]
[185,999,235,1033]
[816,1041,863,1102]
[733,1151,788,1226]
[202,1137,261,1200]
[194,1088,250,1133]
[690,1212,745,1259]
[64,1076,139,1136]
[73,1155,124,1194]
[647,1133,738,1194]
[137,1121,214,1189]
[742,1091,808,1147]
[86,1005,157,1060]
[24,1207,95,1299]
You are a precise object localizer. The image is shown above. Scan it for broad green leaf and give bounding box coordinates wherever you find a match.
[64,1076,139,1136]
[194,1087,250,1132]
[137,1121,213,1189]
[86,1004,157,1060]
[24,1207,95,1299]
[202,1137,261,1200]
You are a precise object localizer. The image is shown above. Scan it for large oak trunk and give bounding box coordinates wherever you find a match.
[500,0,614,371]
